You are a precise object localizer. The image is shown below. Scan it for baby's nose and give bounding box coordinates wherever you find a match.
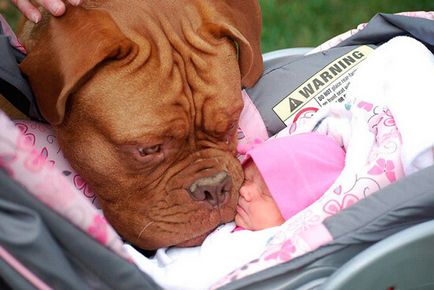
[239,184,253,201]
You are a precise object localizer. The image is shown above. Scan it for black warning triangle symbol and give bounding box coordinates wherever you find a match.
[288,98,303,112]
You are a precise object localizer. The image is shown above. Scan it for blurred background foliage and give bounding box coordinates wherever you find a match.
[259,0,434,52]
[0,0,20,30]
[1,0,434,52]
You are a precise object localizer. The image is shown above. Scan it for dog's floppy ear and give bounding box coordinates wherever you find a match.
[211,0,263,88]
[20,7,135,125]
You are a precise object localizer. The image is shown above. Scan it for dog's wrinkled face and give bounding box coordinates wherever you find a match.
[57,33,246,249]
[19,0,263,249]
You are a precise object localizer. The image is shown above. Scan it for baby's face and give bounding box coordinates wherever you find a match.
[235,159,284,230]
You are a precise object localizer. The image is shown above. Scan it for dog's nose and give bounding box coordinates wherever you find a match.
[188,171,232,206]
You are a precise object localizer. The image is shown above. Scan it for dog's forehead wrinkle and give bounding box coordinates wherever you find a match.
[122,11,175,77]
[158,14,191,57]
[181,17,216,56]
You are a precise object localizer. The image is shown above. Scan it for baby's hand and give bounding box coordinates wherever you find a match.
[12,0,81,23]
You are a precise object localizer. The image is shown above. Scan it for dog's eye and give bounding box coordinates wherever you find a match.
[138,145,161,156]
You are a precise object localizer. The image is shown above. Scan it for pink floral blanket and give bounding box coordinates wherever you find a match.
[0,114,129,260]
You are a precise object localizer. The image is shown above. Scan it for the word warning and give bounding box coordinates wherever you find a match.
[273,45,374,125]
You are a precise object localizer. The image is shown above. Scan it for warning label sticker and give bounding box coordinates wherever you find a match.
[272,45,375,125]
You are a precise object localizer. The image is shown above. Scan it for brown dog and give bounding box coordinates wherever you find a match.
[18,0,263,250]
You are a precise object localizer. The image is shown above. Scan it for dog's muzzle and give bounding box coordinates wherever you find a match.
[188,171,232,206]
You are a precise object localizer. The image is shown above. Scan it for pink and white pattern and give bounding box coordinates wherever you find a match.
[13,120,101,207]
[0,112,130,261]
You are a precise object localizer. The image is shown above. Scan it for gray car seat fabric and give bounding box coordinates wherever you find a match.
[336,13,434,52]
[0,199,89,290]
[0,169,162,290]
[0,25,42,121]
[220,165,434,290]
[321,219,434,290]
[0,258,34,290]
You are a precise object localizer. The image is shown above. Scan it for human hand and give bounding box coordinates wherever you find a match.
[12,0,81,23]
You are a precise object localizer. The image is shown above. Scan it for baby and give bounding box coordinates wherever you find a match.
[235,132,346,230]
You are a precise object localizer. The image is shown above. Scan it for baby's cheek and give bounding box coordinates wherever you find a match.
[262,198,285,226]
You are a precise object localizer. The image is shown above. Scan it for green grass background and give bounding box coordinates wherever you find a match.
[1,0,434,52]
[259,0,434,52]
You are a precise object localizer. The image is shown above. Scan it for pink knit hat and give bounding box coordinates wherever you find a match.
[243,132,345,220]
